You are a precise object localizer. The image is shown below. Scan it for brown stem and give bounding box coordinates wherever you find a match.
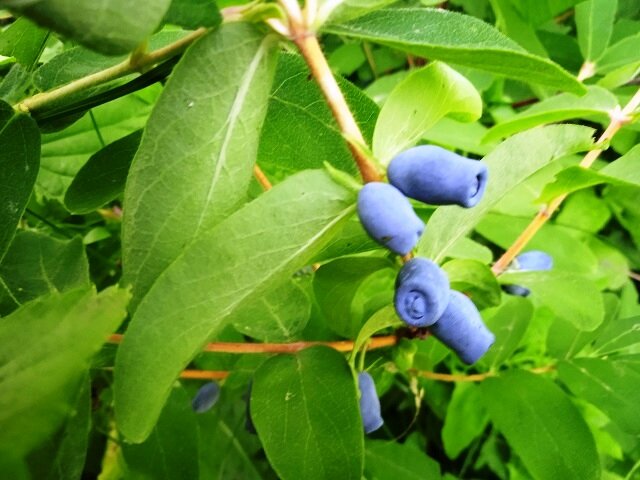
[288,28,381,182]
[253,165,273,191]
[492,87,640,275]
[107,333,398,354]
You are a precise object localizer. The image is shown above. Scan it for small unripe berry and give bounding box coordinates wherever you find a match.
[388,145,488,208]
[394,258,450,327]
[357,182,425,255]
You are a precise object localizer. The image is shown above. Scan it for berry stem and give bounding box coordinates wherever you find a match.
[280,2,381,183]
[492,86,640,276]
[414,364,555,382]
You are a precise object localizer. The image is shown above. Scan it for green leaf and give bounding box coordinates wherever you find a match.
[122,384,199,479]
[325,8,585,93]
[575,0,618,62]
[64,129,141,214]
[115,170,356,443]
[480,295,533,368]
[38,86,160,203]
[26,375,91,480]
[229,280,311,342]
[122,24,278,309]
[0,101,40,262]
[163,0,221,29]
[483,86,617,143]
[323,0,397,24]
[372,62,481,164]
[352,305,402,359]
[419,125,595,262]
[440,236,493,264]
[489,0,548,56]
[251,346,363,480]
[480,370,600,480]
[510,0,584,27]
[442,259,501,310]
[555,190,611,234]
[0,16,48,66]
[499,271,604,331]
[558,358,640,435]
[0,287,129,457]
[0,231,90,315]
[442,383,488,460]
[364,440,441,479]
[593,315,640,355]
[314,256,395,338]
[7,0,172,55]
[597,33,640,73]
[538,144,640,202]
[257,53,378,183]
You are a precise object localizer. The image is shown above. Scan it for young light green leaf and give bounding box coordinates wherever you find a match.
[481,370,600,480]
[314,256,395,338]
[365,440,441,479]
[229,280,311,342]
[558,358,640,435]
[122,384,199,479]
[575,0,618,62]
[373,62,481,164]
[6,0,172,55]
[499,271,604,331]
[593,315,640,355]
[479,295,533,368]
[0,101,40,263]
[0,287,129,457]
[325,8,585,93]
[115,170,356,443]
[352,305,403,359]
[419,125,595,262]
[64,130,141,214]
[597,33,640,73]
[442,383,488,460]
[123,24,278,309]
[538,144,640,202]
[442,259,501,310]
[258,53,378,183]
[0,232,90,315]
[251,346,363,480]
[483,86,617,142]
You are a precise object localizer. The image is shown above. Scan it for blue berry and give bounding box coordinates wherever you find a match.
[505,251,553,297]
[357,371,383,434]
[394,257,450,327]
[357,182,424,255]
[429,290,495,364]
[191,381,221,413]
[388,145,488,208]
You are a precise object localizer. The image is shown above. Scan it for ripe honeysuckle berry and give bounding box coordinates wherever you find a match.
[191,381,221,413]
[387,145,488,208]
[514,250,553,271]
[429,290,495,364]
[357,371,383,434]
[505,250,554,297]
[394,257,450,327]
[357,182,424,255]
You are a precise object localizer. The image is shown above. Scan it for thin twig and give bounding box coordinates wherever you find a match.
[253,165,273,191]
[414,364,555,383]
[107,333,398,354]
[629,271,640,282]
[492,87,640,275]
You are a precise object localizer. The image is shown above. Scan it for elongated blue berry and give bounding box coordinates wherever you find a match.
[388,145,488,208]
[505,250,554,297]
[357,371,383,434]
[357,182,424,255]
[191,381,221,413]
[430,290,495,364]
[394,257,450,327]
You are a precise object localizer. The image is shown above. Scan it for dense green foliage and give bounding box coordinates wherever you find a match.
[1,0,640,478]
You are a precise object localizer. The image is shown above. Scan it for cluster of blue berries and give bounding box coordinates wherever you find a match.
[358,145,494,365]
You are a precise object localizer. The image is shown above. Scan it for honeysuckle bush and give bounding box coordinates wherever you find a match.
[1,0,640,478]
